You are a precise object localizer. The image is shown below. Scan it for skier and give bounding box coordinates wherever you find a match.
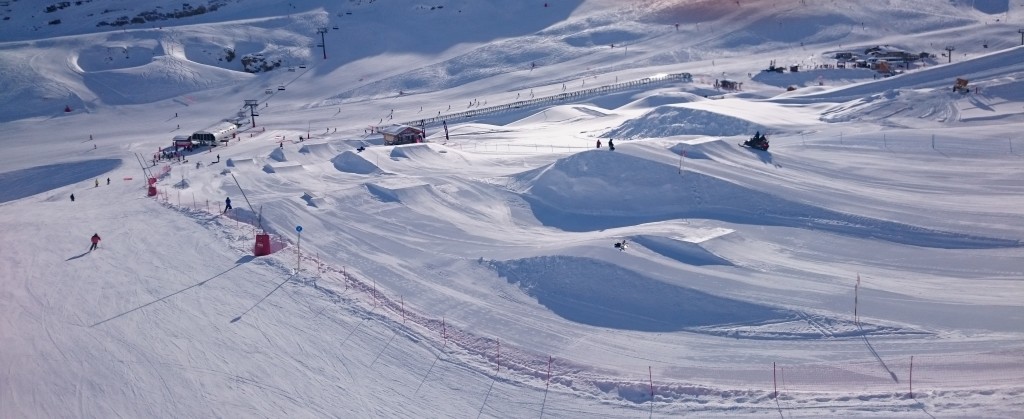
[608,138,615,151]
[70,193,75,202]
[596,139,602,149]
[223,197,232,213]
[89,233,101,251]
[106,177,110,185]
[95,179,99,187]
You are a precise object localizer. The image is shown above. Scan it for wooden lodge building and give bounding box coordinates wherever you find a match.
[381,124,425,145]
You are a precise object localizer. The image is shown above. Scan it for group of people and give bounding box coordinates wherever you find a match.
[595,138,615,150]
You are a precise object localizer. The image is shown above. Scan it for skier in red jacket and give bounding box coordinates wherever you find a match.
[89,233,101,251]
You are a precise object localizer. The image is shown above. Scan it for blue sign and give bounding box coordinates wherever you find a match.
[296,225,303,233]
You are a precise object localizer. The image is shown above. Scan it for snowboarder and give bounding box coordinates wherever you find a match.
[608,139,615,151]
[89,233,101,251]
[223,197,232,213]
[70,194,75,202]
[596,139,602,148]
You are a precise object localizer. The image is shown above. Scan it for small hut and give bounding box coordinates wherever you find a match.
[380,124,425,146]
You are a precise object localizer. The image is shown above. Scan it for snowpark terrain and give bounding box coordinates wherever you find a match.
[1,0,1022,417]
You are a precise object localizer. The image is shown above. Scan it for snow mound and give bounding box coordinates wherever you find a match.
[331,151,381,175]
[389,143,438,160]
[605,105,766,139]
[516,150,1019,248]
[617,91,706,110]
[668,137,721,160]
[268,147,287,162]
[486,255,793,332]
[510,104,612,126]
[487,255,927,339]
[364,179,432,203]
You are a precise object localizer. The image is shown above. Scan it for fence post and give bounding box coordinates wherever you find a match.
[546,356,552,388]
[909,356,914,398]
[648,366,654,400]
[773,362,778,398]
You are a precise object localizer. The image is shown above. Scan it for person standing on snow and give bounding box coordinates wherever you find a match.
[223,197,232,214]
[106,178,110,185]
[89,233,101,251]
[608,138,615,151]
[70,193,75,202]
[596,139,602,149]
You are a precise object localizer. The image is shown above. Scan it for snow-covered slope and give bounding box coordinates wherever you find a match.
[1,0,1023,417]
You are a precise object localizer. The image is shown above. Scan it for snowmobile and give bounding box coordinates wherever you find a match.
[742,132,769,151]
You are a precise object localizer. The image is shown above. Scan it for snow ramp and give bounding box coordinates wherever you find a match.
[298,143,335,159]
[301,191,327,208]
[269,147,287,162]
[226,158,256,167]
[332,151,381,175]
[262,163,305,174]
[630,232,733,266]
[364,178,433,204]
